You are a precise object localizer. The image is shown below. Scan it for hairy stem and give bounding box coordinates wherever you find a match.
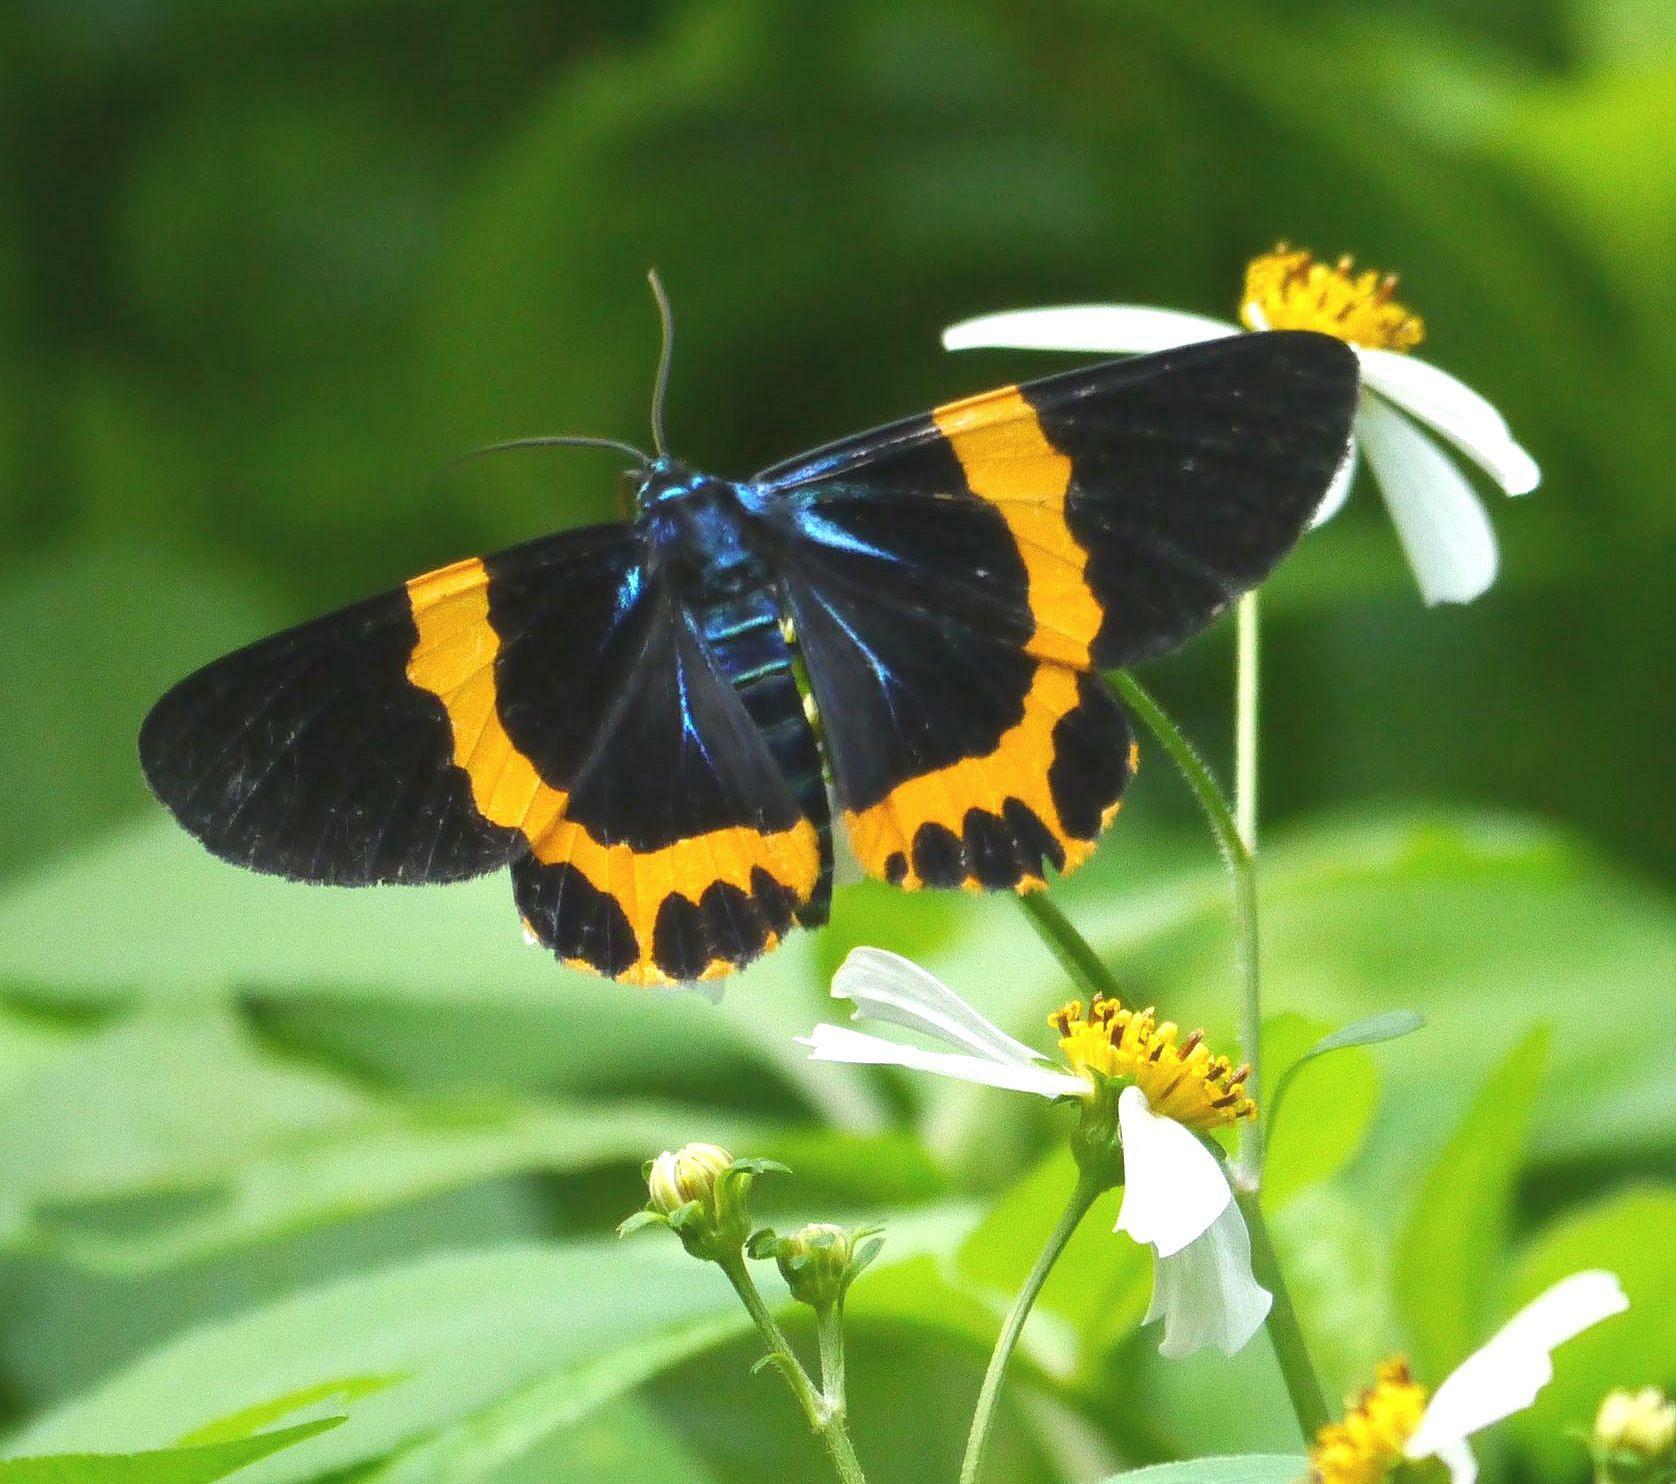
[1109,668,1263,1183]
[1113,667,1330,1441]
[1232,591,1264,1183]
[817,1301,849,1418]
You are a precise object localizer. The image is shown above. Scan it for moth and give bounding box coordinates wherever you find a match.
[141,299,1356,986]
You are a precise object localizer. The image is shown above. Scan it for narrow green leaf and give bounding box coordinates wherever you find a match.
[175,1377,400,1447]
[1260,1014,1380,1207]
[0,1418,342,1483]
[353,1316,744,1484]
[1268,1011,1425,1127]
[1098,1455,1308,1484]
[1394,1025,1552,1374]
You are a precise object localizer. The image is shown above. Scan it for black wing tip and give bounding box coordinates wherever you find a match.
[1242,327,1361,386]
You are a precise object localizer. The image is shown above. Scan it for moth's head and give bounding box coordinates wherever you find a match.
[632,455,704,515]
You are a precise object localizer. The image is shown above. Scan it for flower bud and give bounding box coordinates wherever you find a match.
[751,1221,883,1311]
[1594,1388,1676,1483]
[647,1142,734,1217]
[619,1143,786,1262]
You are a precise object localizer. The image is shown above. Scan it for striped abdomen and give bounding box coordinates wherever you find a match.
[694,587,833,926]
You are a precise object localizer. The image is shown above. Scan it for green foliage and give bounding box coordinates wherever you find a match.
[1507,1190,1676,1477]
[4,0,1675,1478]
[1395,1024,1551,1375]
[0,1419,342,1484]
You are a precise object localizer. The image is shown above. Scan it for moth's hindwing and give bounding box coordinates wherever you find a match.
[404,545,821,985]
[142,524,822,986]
[756,330,1358,892]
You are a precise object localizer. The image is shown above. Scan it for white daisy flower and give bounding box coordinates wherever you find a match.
[799,947,1270,1357]
[943,246,1540,606]
[1308,1270,1629,1484]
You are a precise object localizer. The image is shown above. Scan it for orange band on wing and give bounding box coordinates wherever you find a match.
[405,558,818,983]
[839,392,1123,892]
[405,558,570,843]
[931,387,1104,669]
[536,816,820,985]
[842,665,1123,891]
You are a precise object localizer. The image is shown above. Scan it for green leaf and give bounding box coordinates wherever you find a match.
[483,1397,719,1484]
[175,1378,401,1447]
[1505,1188,1676,1478]
[0,821,887,1130]
[1394,1024,1551,1375]
[12,1211,974,1483]
[5,1242,733,1480]
[0,1419,343,1484]
[1260,1014,1381,1208]
[1097,1454,1308,1483]
[349,1315,743,1484]
[0,999,785,1272]
[1268,1011,1424,1129]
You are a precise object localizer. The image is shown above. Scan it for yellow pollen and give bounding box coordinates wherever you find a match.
[1240,245,1425,353]
[1308,1359,1431,1484]
[1048,996,1255,1131]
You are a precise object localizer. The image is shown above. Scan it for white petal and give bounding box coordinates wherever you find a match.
[942,305,1240,356]
[1357,397,1499,605]
[832,948,1044,1065]
[1114,1086,1232,1258]
[799,1024,1088,1099]
[1310,436,1360,529]
[1142,1198,1273,1359]
[1406,1270,1628,1461]
[1435,1440,1479,1484]
[1358,350,1540,495]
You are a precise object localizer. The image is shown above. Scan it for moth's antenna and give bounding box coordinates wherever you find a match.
[647,268,675,458]
[437,433,653,479]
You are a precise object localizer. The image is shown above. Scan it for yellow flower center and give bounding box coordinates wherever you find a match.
[1309,1359,1432,1484]
[1240,245,1425,353]
[1049,996,1255,1132]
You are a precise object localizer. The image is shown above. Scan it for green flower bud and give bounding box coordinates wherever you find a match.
[619,1143,787,1263]
[647,1142,734,1217]
[750,1221,883,1312]
[1594,1388,1676,1483]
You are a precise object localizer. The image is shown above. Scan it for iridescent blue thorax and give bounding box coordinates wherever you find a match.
[633,457,772,601]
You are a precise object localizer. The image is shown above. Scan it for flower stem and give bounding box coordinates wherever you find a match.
[960,1171,1105,1484]
[717,1253,868,1484]
[1016,891,1124,1001]
[1232,591,1264,1184]
[1235,591,1260,853]
[1112,667,1329,1441]
[1237,1187,1330,1439]
[1109,668,1263,1183]
[817,1301,849,1417]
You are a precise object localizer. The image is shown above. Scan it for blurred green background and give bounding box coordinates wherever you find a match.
[1,1,1673,1480]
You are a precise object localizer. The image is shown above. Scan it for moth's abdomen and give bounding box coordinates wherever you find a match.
[696,588,833,927]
